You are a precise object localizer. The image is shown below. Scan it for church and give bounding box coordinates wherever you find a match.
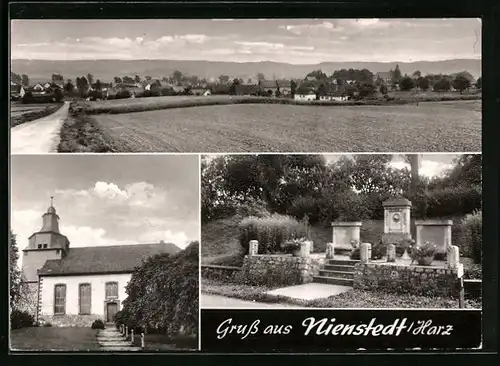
[21,202,181,327]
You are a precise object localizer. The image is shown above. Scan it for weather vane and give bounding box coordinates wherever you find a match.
[50,196,54,206]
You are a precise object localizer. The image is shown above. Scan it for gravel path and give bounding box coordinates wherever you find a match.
[11,102,70,154]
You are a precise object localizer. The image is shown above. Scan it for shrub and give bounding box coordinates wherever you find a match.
[464,263,482,279]
[91,319,105,329]
[115,89,132,99]
[458,210,482,263]
[371,242,386,260]
[287,196,323,224]
[350,247,360,260]
[239,213,306,254]
[10,310,35,329]
[281,238,307,254]
[235,197,270,219]
[43,322,53,327]
[410,241,438,265]
[426,184,481,218]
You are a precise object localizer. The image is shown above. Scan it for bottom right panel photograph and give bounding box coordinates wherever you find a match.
[200,153,482,311]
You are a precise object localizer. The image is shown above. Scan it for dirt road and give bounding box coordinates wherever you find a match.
[11,102,70,154]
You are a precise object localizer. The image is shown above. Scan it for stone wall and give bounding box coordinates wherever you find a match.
[41,314,102,327]
[238,254,324,287]
[201,264,241,282]
[353,262,462,297]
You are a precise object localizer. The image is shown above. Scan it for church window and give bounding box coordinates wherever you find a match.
[54,284,66,315]
[37,244,42,249]
[43,244,48,248]
[79,283,91,315]
[105,282,118,299]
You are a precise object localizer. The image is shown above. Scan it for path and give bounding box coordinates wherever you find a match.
[11,101,70,154]
[97,325,142,352]
[201,293,301,308]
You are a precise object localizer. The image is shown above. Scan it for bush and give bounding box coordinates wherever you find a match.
[371,242,386,260]
[43,322,53,327]
[235,198,270,218]
[91,319,105,329]
[426,184,481,218]
[350,247,360,260]
[458,210,482,263]
[409,241,438,265]
[115,89,132,99]
[239,213,306,254]
[287,196,323,224]
[11,310,35,329]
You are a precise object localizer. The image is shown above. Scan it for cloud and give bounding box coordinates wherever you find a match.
[138,229,194,249]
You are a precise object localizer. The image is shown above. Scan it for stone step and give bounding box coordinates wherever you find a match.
[323,264,356,272]
[328,259,359,266]
[97,336,126,341]
[313,275,354,286]
[100,346,142,352]
[318,269,354,279]
[98,341,133,347]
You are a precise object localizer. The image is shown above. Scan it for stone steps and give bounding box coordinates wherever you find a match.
[313,275,354,286]
[328,259,359,266]
[318,269,354,279]
[323,264,356,272]
[97,327,140,352]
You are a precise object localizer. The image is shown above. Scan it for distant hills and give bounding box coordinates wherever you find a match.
[11,58,481,83]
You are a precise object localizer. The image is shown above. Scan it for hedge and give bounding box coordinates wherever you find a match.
[239,213,306,254]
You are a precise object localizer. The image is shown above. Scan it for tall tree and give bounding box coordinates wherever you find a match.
[257,73,266,81]
[21,74,29,86]
[452,74,471,93]
[145,75,152,81]
[218,75,230,84]
[412,70,422,78]
[10,230,22,309]
[87,73,94,86]
[172,70,184,84]
[475,76,482,90]
[134,75,141,83]
[391,64,402,84]
[64,79,75,92]
[114,76,123,84]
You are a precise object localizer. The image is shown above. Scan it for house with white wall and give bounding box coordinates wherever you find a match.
[21,203,180,327]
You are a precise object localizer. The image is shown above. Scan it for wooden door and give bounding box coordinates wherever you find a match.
[106,302,118,323]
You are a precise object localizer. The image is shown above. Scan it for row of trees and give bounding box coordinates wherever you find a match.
[201,154,482,225]
[11,72,29,86]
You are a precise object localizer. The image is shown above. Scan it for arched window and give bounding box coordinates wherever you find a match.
[79,283,91,314]
[54,284,66,315]
[105,282,118,299]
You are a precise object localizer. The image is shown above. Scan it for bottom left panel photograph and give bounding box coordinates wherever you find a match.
[9,154,200,352]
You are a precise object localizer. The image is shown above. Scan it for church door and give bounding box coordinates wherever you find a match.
[106,302,118,323]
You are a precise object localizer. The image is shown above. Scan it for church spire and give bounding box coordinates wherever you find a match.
[41,197,60,233]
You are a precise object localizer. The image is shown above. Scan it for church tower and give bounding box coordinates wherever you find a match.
[22,199,70,283]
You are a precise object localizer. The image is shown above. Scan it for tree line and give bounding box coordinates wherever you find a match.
[201,154,482,225]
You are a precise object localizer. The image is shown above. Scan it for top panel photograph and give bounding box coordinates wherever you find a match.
[10,18,481,154]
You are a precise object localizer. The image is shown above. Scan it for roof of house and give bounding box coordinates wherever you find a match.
[210,84,231,93]
[376,72,392,79]
[277,80,292,88]
[38,242,181,276]
[259,80,279,89]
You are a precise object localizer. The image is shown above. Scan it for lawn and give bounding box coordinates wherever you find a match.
[130,333,197,351]
[10,327,100,351]
[91,100,480,152]
[201,278,482,309]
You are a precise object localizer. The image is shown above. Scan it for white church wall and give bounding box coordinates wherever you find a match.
[40,273,131,326]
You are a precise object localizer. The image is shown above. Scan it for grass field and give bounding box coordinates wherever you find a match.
[10,327,99,351]
[90,100,480,152]
[10,102,63,127]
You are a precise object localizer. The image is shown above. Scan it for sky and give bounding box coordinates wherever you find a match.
[204,153,460,178]
[11,18,481,63]
[11,155,200,267]
[323,153,459,177]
